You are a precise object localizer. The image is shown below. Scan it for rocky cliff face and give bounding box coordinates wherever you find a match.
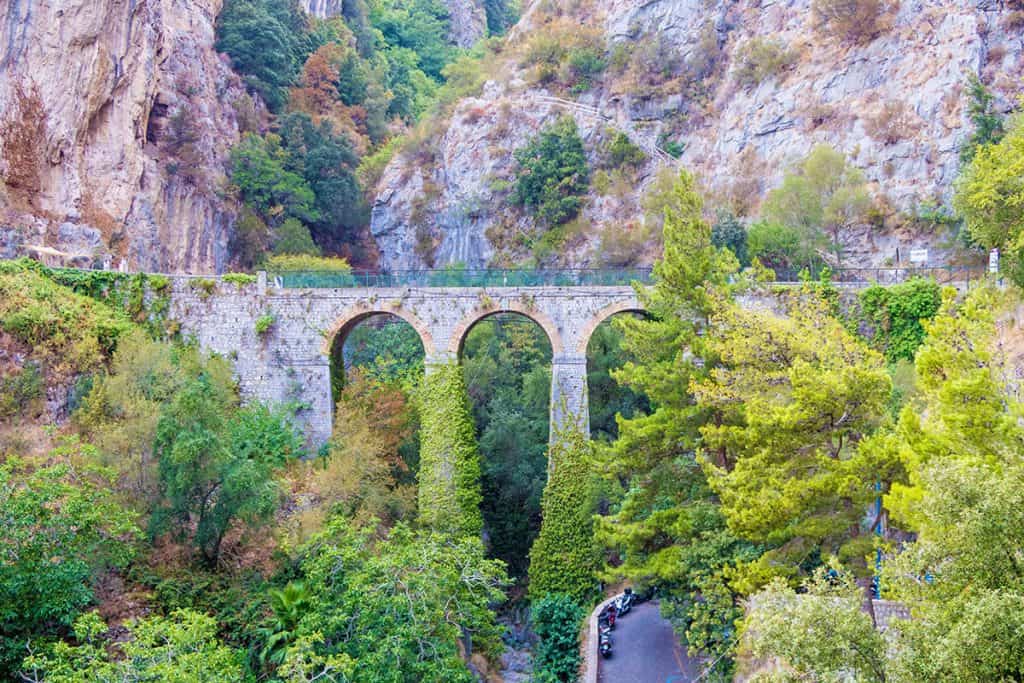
[371,0,1024,271]
[0,0,252,273]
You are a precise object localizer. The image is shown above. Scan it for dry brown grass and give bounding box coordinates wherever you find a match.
[0,83,47,210]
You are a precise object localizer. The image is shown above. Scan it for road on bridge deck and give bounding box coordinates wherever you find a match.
[597,601,702,683]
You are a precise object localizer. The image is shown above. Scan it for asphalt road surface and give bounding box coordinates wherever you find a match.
[597,601,702,683]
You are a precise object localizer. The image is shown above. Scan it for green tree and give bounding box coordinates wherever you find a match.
[960,73,1006,163]
[749,286,1024,681]
[21,609,245,682]
[531,594,584,682]
[416,362,483,537]
[512,116,590,227]
[593,170,749,665]
[274,218,323,256]
[528,423,599,603]
[694,292,893,595]
[289,517,507,682]
[711,211,749,266]
[217,0,311,111]
[762,145,871,268]
[746,220,811,274]
[230,133,320,226]
[954,114,1024,285]
[279,113,365,243]
[0,445,140,675]
[743,569,887,682]
[152,367,303,566]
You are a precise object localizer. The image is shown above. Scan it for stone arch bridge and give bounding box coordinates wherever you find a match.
[169,274,646,444]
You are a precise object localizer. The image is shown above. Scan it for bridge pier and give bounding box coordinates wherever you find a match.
[550,354,589,450]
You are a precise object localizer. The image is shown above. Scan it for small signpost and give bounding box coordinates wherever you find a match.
[990,248,1000,274]
[909,248,929,265]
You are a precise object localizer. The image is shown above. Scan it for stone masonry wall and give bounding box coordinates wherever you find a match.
[169,277,643,445]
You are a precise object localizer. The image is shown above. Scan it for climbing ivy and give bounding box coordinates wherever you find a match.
[528,420,598,605]
[852,278,943,363]
[0,259,174,339]
[416,362,483,537]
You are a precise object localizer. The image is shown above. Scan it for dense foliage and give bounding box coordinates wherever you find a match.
[0,447,140,674]
[530,594,585,682]
[745,286,1024,681]
[512,116,590,227]
[854,277,942,363]
[463,315,551,578]
[954,113,1024,285]
[283,517,507,682]
[417,362,484,537]
[21,610,245,683]
[528,424,598,604]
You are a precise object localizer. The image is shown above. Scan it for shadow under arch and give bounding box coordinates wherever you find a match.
[575,301,649,355]
[447,303,564,359]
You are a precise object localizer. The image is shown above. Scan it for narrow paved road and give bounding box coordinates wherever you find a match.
[597,601,702,683]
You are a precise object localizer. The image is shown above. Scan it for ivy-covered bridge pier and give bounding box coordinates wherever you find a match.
[170,268,654,445]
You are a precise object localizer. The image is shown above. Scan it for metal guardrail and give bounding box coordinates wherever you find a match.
[771,266,988,286]
[271,265,988,289]
[271,268,656,289]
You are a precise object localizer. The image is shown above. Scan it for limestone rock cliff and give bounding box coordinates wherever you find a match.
[0,0,253,273]
[370,0,1024,271]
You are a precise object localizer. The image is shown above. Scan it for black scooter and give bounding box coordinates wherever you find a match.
[599,624,613,658]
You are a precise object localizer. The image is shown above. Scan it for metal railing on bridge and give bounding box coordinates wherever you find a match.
[271,267,656,289]
[271,265,989,289]
[771,265,988,286]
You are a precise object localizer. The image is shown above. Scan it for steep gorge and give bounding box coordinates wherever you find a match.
[370,0,1024,270]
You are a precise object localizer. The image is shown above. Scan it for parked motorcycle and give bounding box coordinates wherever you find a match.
[614,588,635,616]
[599,625,613,658]
[598,603,617,629]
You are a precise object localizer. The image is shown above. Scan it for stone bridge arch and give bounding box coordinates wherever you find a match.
[574,301,648,355]
[320,303,436,357]
[446,302,565,358]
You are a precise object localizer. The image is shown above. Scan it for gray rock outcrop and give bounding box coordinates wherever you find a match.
[369,0,1024,271]
[0,0,250,273]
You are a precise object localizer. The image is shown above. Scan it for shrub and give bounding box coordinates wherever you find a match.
[602,131,646,169]
[189,278,217,300]
[865,100,916,145]
[264,254,352,273]
[812,0,886,44]
[0,363,43,419]
[565,44,606,93]
[512,116,590,227]
[0,269,133,378]
[273,217,322,256]
[531,594,585,682]
[254,311,276,336]
[732,37,798,89]
[221,273,257,286]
